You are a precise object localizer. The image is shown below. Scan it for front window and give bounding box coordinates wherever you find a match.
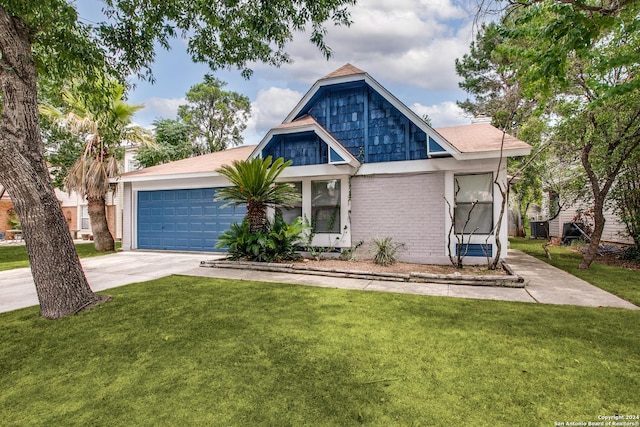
[81,205,90,230]
[454,173,493,234]
[311,179,341,233]
[279,182,302,223]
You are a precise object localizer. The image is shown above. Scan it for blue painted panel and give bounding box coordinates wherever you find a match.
[329,147,345,163]
[456,244,493,257]
[263,132,328,166]
[137,188,246,252]
[429,136,449,155]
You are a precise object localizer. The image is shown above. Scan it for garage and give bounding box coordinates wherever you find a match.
[137,188,245,252]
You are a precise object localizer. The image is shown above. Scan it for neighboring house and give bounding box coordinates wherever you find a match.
[119,64,531,264]
[0,185,13,238]
[0,152,131,241]
[0,186,118,241]
[536,193,633,245]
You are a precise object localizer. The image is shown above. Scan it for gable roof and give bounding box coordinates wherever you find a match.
[282,63,530,160]
[282,65,458,158]
[251,114,360,167]
[120,145,255,181]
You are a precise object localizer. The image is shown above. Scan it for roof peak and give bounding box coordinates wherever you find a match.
[321,63,366,80]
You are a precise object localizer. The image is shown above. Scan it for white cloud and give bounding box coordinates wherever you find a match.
[139,97,186,119]
[409,101,470,128]
[243,87,304,145]
[251,0,473,91]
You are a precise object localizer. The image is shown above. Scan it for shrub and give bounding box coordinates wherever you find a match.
[371,237,401,266]
[619,245,640,262]
[216,213,308,262]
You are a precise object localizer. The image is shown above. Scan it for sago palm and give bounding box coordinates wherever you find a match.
[41,82,153,251]
[216,156,300,233]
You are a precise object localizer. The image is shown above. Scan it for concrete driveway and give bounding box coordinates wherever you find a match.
[0,251,223,314]
[0,249,637,314]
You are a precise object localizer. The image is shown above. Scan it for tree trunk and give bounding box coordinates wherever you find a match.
[0,8,109,319]
[578,195,605,270]
[88,196,115,251]
[246,200,267,233]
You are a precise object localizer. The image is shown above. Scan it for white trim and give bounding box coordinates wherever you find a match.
[454,147,532,160]
[356,157,502,176]
[250,121,360,168]
[119,171,223,183]
[279,164,356,179]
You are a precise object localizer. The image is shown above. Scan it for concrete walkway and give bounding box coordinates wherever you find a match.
[0,249,637,314]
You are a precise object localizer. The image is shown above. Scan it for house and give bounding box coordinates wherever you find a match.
[0,186,119,241]
[119,64,531,264]
[534,192,633,245]
[0,147,138,242]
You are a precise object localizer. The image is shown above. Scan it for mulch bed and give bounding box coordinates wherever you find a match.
[592,252,640,271]
[292,258,507,276]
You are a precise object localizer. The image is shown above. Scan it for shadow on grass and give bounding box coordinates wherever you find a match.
[1,275,638,425]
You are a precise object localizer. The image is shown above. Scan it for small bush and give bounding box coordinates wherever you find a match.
[619,246,640,261]
[216,213,308,262]
[339,240,364,261]
[371,237,401,266]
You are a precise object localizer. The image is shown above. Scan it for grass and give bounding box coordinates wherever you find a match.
[1,275,638,426]
[510,237,640,306]
[0,242,121,272]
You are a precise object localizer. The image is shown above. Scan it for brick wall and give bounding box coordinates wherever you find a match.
[350,173,448,264]
[0,200,13,234]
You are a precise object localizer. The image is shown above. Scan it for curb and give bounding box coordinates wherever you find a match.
[200,260,526,288]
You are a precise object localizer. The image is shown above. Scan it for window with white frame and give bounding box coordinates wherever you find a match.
[311,179,341,233]
[454,173,493,234]
[81,205,90,230]
[279,181,302,224]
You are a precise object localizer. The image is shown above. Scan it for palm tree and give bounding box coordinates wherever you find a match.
[41,82,153,251]
[216,156,300,233]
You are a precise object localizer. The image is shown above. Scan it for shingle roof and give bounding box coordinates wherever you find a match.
[274,114,318,129]
[321,63,366,80]
[434,123,530,153]
[120,145,256,179]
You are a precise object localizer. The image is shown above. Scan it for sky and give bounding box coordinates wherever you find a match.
[76,0,480,146]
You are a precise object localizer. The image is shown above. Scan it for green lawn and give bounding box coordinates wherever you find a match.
[1,275,638,426]
[510,238,640,306]
[0,242,121,272]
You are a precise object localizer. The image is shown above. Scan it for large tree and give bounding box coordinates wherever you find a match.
[178,75,251,154]
[455,19,547,237]
[499,0,640,269]
[134,118,195,168]
[455,21,538,134]
[0,0,355,319]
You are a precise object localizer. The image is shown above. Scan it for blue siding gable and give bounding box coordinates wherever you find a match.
[263,132,328,166]
[259,78,453,166]
[299,82,446,164]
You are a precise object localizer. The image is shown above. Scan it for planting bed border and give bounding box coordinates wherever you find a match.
[200,260,525,288]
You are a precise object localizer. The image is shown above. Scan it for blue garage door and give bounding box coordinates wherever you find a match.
[137,188,245,251]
